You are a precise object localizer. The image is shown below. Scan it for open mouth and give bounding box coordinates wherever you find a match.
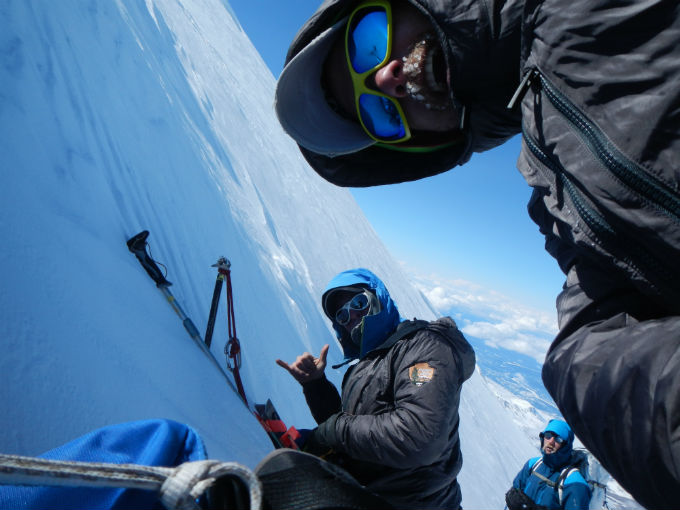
[401,33,452,111]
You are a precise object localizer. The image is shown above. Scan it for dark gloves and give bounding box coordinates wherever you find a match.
[505,487,548,510]
[301,412,340,458]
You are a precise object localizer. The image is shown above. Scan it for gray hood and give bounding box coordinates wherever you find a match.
[281,0,523,187]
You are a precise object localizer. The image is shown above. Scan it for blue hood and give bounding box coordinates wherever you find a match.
[541,419,574,469]
[322,268,401,364]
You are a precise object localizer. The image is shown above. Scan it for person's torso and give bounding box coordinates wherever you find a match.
[336,321,470,509]
[523,459,564,509]
[516,0,680,310]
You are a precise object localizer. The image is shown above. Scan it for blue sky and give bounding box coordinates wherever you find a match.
[228,0,565,313]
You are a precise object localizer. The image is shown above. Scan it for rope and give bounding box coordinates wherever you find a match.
[223,266,247,406]
[0,453,262,510]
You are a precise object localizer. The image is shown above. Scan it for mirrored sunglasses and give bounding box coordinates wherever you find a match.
[542,431,565,444]
[345,0,411,144]
[335,292,371,325]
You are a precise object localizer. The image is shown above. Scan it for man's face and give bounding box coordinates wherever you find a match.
[332,290,370,333]
[323,0,460,136]
[542,433,563,455]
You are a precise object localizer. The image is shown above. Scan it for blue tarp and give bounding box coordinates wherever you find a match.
[0,419,208,509]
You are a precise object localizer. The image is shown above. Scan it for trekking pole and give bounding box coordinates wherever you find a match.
[126,231,203,345]
[157,287,203,345]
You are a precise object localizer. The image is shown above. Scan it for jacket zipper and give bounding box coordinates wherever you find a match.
[506,69,536,111]
[536,71,680,223]
[523,133,616,242]
[523,123,661,281]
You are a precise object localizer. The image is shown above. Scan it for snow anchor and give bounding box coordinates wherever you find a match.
[205,261,295,449]
[206,257,248,406]
[204,257,230,348]
[126,231,203,345]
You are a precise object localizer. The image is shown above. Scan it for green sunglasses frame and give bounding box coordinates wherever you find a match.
[344,0,412,144]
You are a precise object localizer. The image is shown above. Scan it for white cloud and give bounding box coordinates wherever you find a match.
[405,269,558,364]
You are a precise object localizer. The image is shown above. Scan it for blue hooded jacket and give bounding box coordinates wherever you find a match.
[321,268,401,364]
[513,420,591,509]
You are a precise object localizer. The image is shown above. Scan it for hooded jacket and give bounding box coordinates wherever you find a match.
[283,0,522,187]
[283,1,680,507]
[303,268,475,509]
[284,0,680,307]
[512,420,591,510]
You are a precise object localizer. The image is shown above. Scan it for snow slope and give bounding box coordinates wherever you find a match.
[1,0,556,507]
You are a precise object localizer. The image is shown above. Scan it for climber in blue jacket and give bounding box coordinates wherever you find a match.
[507,419,591,509]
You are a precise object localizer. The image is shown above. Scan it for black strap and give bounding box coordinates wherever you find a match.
[126,230,171,287]
[531,467,558,489]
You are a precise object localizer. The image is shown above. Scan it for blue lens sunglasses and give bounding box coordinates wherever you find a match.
[345,0,411,144]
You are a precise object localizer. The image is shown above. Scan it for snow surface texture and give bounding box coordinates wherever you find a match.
[0,1,637,508]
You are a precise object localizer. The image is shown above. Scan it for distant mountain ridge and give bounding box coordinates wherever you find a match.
[467,335,558,416]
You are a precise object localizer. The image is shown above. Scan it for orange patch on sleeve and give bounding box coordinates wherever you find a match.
[409,362,435,386]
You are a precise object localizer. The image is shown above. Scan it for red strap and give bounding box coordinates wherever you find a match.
[264,419,288,434]
[254,412,284,449]
[224,268,247,406]
[280,427,301,450]
[224,268,237,340]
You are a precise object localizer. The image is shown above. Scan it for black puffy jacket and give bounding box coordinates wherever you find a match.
[283,0,680,507]
[304,318,475,509]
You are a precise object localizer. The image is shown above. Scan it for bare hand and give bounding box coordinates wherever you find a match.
[276,344,329,385]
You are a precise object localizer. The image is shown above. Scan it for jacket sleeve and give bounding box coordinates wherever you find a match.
[302,375,342,424]
[333,330,465,468]
[512,459,532,490]
[543,263,680,506]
